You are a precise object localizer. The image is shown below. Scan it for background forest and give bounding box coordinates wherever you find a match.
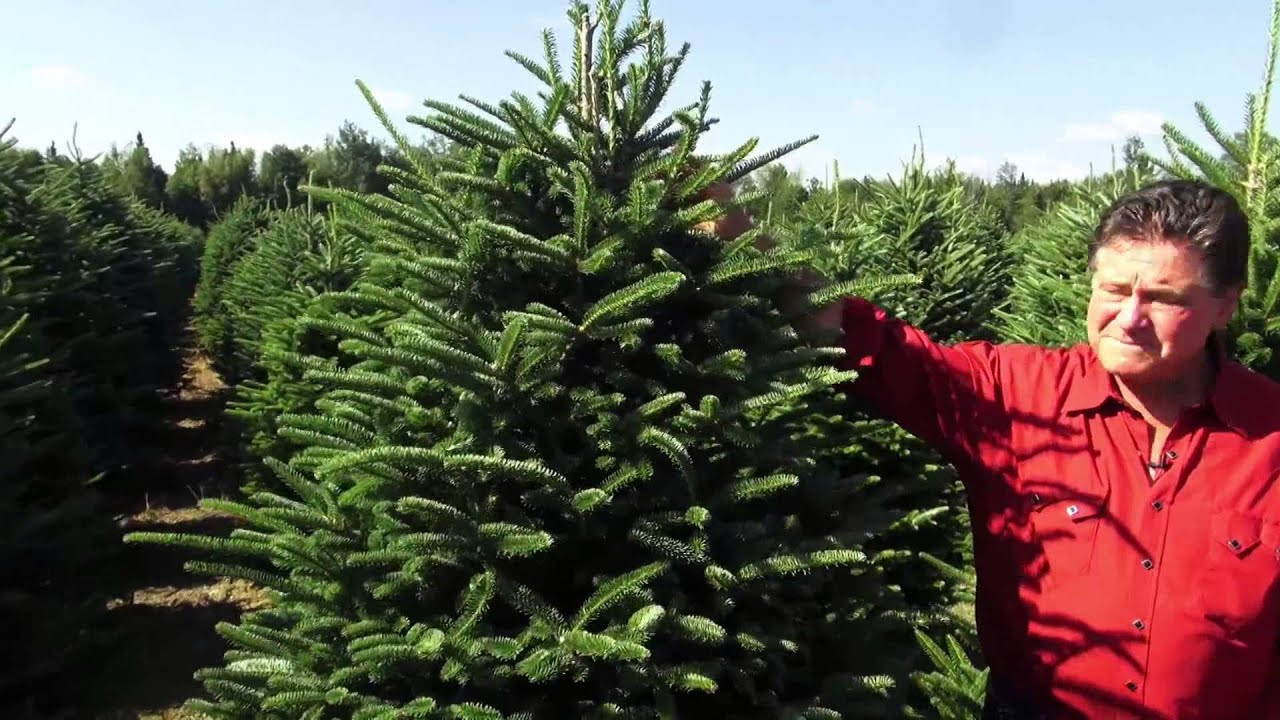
[4,0,1280,718]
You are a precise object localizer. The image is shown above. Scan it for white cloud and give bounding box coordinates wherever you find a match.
[935,150,1091,182]
[924,153,989,178]
[1060,110,1165,142]
[28,63,88,90]
[949,154,989,175]
[371,87,415,112]
[1003,150,1092,181]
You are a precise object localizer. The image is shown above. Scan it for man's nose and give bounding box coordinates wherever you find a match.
[1116,292,1148,328]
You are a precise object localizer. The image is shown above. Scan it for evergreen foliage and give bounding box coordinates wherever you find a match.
[5,5,1276,720]
[782,152,1010,342]
[982,163,1074,237]
[201,143,261,217]
[770,151,1010,716]
[904,629,986,720]
[0,122,105,713]
[0,119,197,714]
[902,535,981,720]
[996,164,1156,347]
[4,129,201,478]
[260,145,312,210]
[1139,1,1280,375]
[127,2,929,716]
[221,204,371,480]
[194,196,271,368]
[101,131,171,210]
[762,158,983,604]
[167,144,213,227]
[773,150,1007,604]
[998,0,1280,358]
[306,121,394,197]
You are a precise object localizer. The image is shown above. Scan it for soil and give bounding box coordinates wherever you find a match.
[64,330,271,719]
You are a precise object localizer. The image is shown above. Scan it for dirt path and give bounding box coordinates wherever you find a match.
[74,332,270,719]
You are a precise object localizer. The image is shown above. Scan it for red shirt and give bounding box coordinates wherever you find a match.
[837,296,1280,719]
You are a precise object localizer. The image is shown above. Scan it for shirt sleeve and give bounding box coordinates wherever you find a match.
[835,295,1007,468]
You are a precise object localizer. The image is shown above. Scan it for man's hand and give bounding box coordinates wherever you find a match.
[693,180,844,342]
[695,181,761,248]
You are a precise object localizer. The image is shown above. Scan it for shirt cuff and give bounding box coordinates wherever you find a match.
[839,295,887,371]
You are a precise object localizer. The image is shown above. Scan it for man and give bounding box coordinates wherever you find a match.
[702,178,1280,719]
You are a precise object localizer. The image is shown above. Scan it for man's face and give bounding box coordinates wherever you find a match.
[1086,236,1240,384]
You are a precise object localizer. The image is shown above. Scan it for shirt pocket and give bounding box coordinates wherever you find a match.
[1187,509,1280,637]
[1023,481,1107,592]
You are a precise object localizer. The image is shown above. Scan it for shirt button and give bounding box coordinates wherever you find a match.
[1133,619,1145,630]
[1126,681,1139,692]
[1142,558,1154,570]
[1152,500,1164,511]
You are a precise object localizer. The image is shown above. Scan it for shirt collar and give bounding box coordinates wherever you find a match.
[1064,335,1265,438]
[1062,345,1123,415]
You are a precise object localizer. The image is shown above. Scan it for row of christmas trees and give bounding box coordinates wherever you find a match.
[123,0,1280,718]
[4,0,1279,714]
[0,121,203,713]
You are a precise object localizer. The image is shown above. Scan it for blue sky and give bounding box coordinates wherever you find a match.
[1,0,1274,182]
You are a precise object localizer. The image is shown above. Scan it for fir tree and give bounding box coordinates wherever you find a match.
[167,144,210,227]
[129,2,926,717]
[0,118,195,715]
[222,203,371,484]
[998,0,1280,356]
[0,127,199,479]
[786,150,1011,343]
[904,628,986,720]
[774,152,1009,717]
[0,121,105,713]
[261,145,312,210]
[774,150,1008,606]
[200,142,260,219]
[996,164,1156,347]
[1139,0,1280,375]
[101,131,171,209]
[193,196,271,368]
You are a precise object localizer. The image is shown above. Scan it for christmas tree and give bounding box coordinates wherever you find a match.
[0,121,104,713]
[1141,0,1280,375]
[771,152,1007,717]
[998,0,1280,357]
[784,152,1011,344]
[129,1,930,717]
[222,202,371,486]
[0,119,198,714]
[193,195,271,368]
[995,163,1155,348]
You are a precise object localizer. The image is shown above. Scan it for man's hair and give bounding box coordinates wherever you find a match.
[1089,178,1250,295]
